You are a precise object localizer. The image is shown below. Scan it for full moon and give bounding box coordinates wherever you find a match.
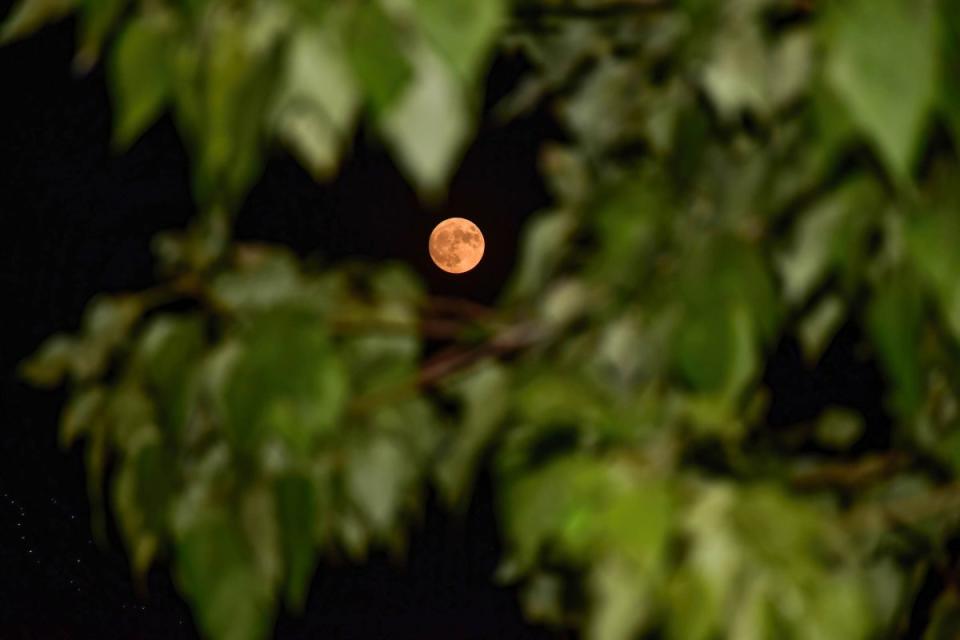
[428,217,485,274]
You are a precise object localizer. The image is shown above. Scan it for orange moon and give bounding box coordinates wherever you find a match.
[428,217,485,274]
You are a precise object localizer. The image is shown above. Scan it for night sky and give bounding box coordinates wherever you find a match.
[0,5,902,640]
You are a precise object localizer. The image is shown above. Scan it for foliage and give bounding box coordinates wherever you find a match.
[9,0,960,638]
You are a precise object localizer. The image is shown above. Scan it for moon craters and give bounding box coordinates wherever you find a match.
[429,218,485,274]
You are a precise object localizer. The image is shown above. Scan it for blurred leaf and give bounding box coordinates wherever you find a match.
[20,334,76,387]
[815,407,865,450]
[768,29,813,111]
[76,0,129,66]
[346,435,412,534]
[507,211,575,302]
[925,589,960,640]
[777,181,876,306]
[176,513,272,640]
[906,199,960,341]
[381,43,471,198]
[940,0,960,150]
[191,7,284,208]
[437,361,509,505]
[275,474,317,609]
[414,0,505,83]
[345,2,411,116]
[866,275,924,418]
[798,295,845,364]
[221,309,346,452]
[211,249,304,311]
[825,0,937,181]
[137,314,205,435]
[520,572,565,626]
[701,11,768,119]
[114,436,172,577]
[84,294,142,338]
[60,386,105,446]
[110,15,174,148]
[274,24,359,180]
[503,455,670,575]
[0,0,74,43]
[587,556,649,640]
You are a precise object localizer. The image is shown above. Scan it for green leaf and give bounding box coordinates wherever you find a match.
[798,295,845,364]
[345,2,412,116]
[273,25,359,180]
[938,0,960,150]
[925,589,960,640]
[824,0,937,181]
[506,211,575,302]
[0,0,74,43]
[110,15,174,148]
[587,556,650,640]
[176,513,273,640]
[137,314,205,435]
[777,180,877,307]
[701,13,768,119]
[436,361,509,505]
[275,474,317,609]
[815,407,865,450]
[60,386,106,446]
[346,435,412,534]
[906,200,960,340]
[221,309,346,452]
[20,334,76,387]
[114,436,172,578]
[381,43,471,198]
[76,0,129,67]
[413,0,505,83]
[503,456,671,575]
[189,5,285,208]
[866,275,925,419]
[210,249,304,311]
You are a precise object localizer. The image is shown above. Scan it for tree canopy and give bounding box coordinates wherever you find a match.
[8,0,960,638]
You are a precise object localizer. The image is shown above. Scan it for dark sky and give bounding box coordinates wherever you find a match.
[0,9,563,640]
